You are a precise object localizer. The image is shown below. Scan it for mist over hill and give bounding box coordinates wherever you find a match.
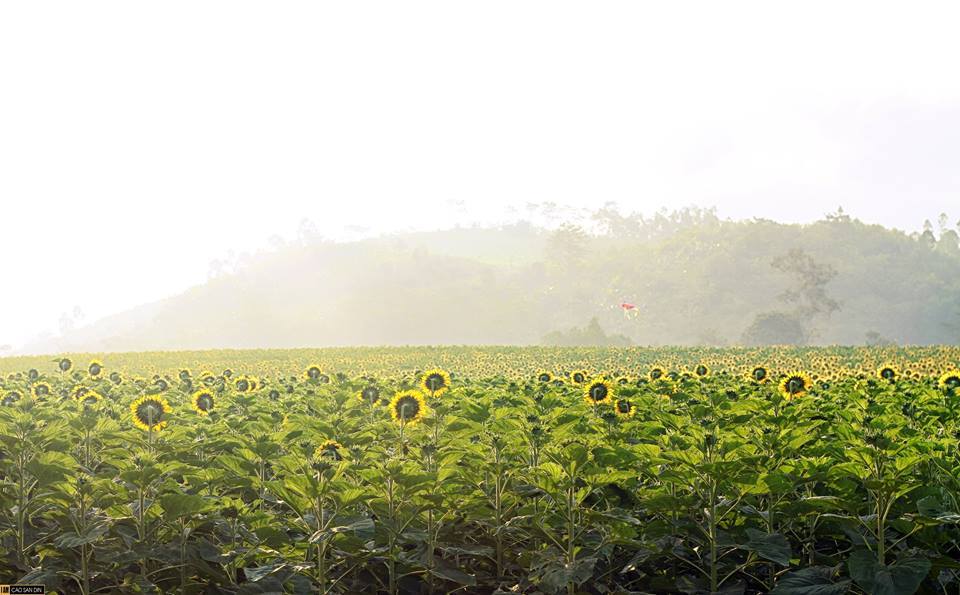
[20,208,960,354]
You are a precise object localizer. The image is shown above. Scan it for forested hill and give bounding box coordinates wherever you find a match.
[21,209,960,353]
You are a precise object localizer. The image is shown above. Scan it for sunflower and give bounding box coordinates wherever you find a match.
[876,365,899,382]
[2,391,22,406]
[694,364,710,378]
[778,372,812,401]
[939,370,960,392]
[88,360,104,378]
[200,370,217,385]
[648,367,665,382]
[78,390,103,407]
[750,366,769,383]
[420,369,451,396]
[305,365,330,383]
[569,370,588,385]
[316,439,345,461]
[389,390,428,424]
[130,395,172,431]
[58,357,73,372]
[191,389,216,415]
[109,372,123,384]
[32,382,52,399]
[357,385,381,405]
[613,398,635,418]
[584,378,614,406]
[536,371,554,383]
[234,376,252,393]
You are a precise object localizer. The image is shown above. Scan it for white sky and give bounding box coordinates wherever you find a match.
[2,2,960,349]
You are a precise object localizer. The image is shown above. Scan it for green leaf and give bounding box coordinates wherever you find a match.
[535,555,597,594]
[309,517,375,543]
[55,522,111,548]
[741,529,791,566]
[848,549,931,595]
[771,567,851,595]
[159,493,210,519]
[429,564,477,586]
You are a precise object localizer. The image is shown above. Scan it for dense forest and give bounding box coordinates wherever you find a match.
[21,207,960,353]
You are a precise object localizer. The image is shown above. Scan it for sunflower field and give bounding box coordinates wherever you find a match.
[1,347,960,594]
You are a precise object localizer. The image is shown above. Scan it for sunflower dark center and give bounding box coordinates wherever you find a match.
[137,401,164,425]
[881,368,895,379]
[753,368,767,380]
[946,376,960,388]
[538,373,550,382]
[589,384,608,401]
[787,378,804,393]
[308,367,321,379]
[90,364,101,375]
[395,396,420,419]
[237,380,249,391]
[197,394,214,410]
[425,374,445,391]
[616,400,631,413]
[573,373,585,383]
[696,365,707,376]
[650,370,662,379]
[363,387,380,401]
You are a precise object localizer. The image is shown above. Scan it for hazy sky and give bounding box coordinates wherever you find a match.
[2,2,960,349]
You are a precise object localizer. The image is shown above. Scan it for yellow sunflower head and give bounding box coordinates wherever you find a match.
[32,382,52,399]
[939,370,960,392]
[305,365,330,383]
[778,372,812,401]
[694,364,710,378]
[88,360,104,378]
[234,376,254,393]
[357,385,382,405]
[536,371,554,383]
[389,390,428,425]
[613,398,635,418]
[315,439,346,461]
[75,388,102,407]
[57,357,73,372]
[2,390,23,406]
[130,395,172,431]
[584,378,614,406]
[750,366,770,383]
[191,389,216,416]
[420,369,451,396]
[569,370,588,385]
[876,365,899,382]
[648,367,665,382]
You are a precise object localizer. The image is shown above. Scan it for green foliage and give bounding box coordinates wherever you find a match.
[0,346,958,593]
